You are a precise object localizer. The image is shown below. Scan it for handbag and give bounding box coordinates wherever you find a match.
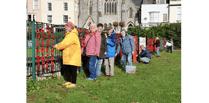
[82,34,94,56]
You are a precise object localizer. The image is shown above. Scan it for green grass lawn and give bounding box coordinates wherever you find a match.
[27,50,181,103]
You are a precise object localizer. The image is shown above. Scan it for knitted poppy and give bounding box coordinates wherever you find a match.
[51,67,54,70]
[51,44,54,47]
[47,31,50,35]
[80,34,82,36]
[51,54,53,57]
[86,31,90,34]
[46,48,48,52]
[46,54,49,57]
[51,30,54,34]
[36,49,39,54]
[41,47,44,52]
[51,57,55,61]
[51,39,54,43]
[51,62,54,65]
[47,36,50,39]
[42,61,45,65]
[37,63,40,67]
[36,56,40,60]
[51,35,54,39]
[42,34,45,37]
[37,34,40,39]
[41,56,45,61]
[46,63,49,66]
[46,43,49,47]
[79,29,82,33]
[80,37,82,39]
[46,59,50,62]
[41,42,45,46]
[47,39,49,42]
[36,43,39,47]
[46,25,49,29]
[42,65,45,69]
[51,49,54,53]
[36,59,40,63]
[41,29,44,33]
[41,38,44,41]
[36,30,39,33]
[36,68,39,72]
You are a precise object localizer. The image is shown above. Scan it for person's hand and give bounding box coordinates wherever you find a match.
[132,51,134,55]
[136,55,138,57]
[52,44,57,49]
[104,52,107,55]
[94,53,97,56]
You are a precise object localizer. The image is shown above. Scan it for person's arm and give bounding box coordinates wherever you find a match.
[95,32,101,56]
[57,34,75,50]
[107,39,115,47]
[139,50,145,57]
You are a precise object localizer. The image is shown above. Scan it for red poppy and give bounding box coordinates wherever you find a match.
[41,29,44,33]
[41,47,44,52]
[47,39,49,42]
[46,54,49,57]
[86,31,90,34]
[37,34,40,39]
[42,34,45,37]
[51,62,54,65]
[47,31,50,35]
[42,61,45,65]
[41,56,45,61]
[36,68,39,72]
[47,36,50,39]
[51,49,54,53]
[36,49,39,54]
[79,29,82,33]
[51,40,54,43]
[51,54,54,57]
[80,34,82,36]
[36,56,40,60]
[41,38,44,41]
[80,37,82,39]
[51,44,54,47]
[42,65,45,69]
[37,63,40,67]
[46,25,49,29]
[51,35,54,39]
[46,59,50,62]
[52,67,54,70]
[46,48,48,52]
[36,43,39,47]
[36,30,39,33]
[46,63,49,66]
[41,42,45,46]
[46,43,49,47]
[51,57,55,61]
[51,30,54,34]
[36,59,40,63]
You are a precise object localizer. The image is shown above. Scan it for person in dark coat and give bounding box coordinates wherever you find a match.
[95,23,107,77]
[154,37,160,57]
[137,45,151,64]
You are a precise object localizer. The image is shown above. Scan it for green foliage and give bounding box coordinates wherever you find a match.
[127,23,181,48]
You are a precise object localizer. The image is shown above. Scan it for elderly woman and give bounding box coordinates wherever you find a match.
[53,21,81,88]
[85,24,101,80]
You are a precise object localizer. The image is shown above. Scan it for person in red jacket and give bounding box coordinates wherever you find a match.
[85,24,101,80]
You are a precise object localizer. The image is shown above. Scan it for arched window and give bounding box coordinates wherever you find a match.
[128,8,133,18]
[88,0,93,15]
[104,0,117,15]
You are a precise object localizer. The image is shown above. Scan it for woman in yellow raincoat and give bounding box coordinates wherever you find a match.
[53,21,81,88]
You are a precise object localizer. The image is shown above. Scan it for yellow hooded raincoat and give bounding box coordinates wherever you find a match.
[57,28,81,66]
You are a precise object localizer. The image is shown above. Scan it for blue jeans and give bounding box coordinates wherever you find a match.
[156,47,160,56]
[121,53,132,71]
[88,56,97,79]
[95,58,103,77]
[140,57,150,63]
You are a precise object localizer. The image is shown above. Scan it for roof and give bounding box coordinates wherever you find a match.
[131,0,143,6]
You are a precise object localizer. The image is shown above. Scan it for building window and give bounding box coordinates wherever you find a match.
[104,0,117,15]
[64,2,68,11]
[149,12,159,22]
[176,7,181,21]
[63,15,68,24]
[48,3,52,11]
[128,8,133,18]
[34,0,39,10]
[88,0,93,15]
[47,15,52,23]
[163,14,167,21]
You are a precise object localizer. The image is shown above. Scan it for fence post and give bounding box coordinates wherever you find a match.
[32,21,36,81]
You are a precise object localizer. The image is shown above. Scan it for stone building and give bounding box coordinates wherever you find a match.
[78,0,150,33]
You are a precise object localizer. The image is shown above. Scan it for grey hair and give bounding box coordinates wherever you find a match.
[89,23,97,29]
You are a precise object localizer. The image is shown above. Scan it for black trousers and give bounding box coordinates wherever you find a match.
[167,46,172,53]
[62,65,78,84]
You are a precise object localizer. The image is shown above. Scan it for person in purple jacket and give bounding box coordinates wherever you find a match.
[85,24,101,80]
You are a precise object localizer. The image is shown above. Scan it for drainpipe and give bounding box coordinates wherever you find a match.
[168,4,170,24]
[118,0,120,33]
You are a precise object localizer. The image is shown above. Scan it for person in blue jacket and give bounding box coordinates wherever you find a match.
[103,26,117,77]
[116,30,135,71]
[136,45,151,64]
